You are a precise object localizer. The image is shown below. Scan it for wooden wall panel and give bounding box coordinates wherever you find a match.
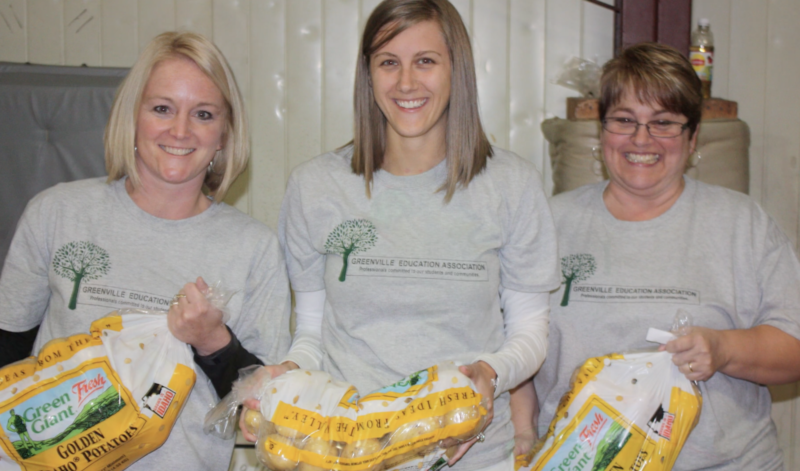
[508,0,546,172]
[248,0,287,230]
[761,0,800,465]
[581,0,613,66]
[27,0,61,64]
[64,0,101,66]
[0,0,27,62]
[543,0,582,195]
[137,0,174,53]
[727,0,767,206]
[100,0,136,67]
[176,0,212,38]
[286,1,322,171]
[762,0,800,247]
[322,0,359,151]
[473,0,509,150]
[212,0,250,213]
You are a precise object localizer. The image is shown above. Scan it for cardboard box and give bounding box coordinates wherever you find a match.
[566,97,738,120]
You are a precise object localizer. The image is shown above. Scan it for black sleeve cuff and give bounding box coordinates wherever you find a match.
[192,325,264,399]
[0,326,39,368]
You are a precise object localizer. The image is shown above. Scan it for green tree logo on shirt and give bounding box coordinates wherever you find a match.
[560,253,596,306]
[324,219,378,282]
[53,241,111,310]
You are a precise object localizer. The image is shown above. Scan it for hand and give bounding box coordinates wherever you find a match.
[168,277,229,355]
[239,362,299,442]
[443,361,496,465]
[513,428,537,457]
[663,326,728,382]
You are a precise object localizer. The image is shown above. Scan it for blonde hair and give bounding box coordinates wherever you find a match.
[352,0,492,202]
[600,42,703,137]
[104,31,248,201]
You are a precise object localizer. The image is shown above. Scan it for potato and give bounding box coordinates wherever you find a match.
[262,433,300,471]
[243,409,263,435]
[342,438,384,470]
[342,438,382,459]
[444,406,482,440]
[298,437,338,471]
[276,424,307,440]
[388,416,441,445]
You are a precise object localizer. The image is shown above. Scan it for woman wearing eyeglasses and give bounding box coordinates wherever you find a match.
[514,43,800,469]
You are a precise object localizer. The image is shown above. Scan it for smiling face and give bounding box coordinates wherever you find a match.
[602,91,698,200]
[369,20,452,147]
[134,56,227,191]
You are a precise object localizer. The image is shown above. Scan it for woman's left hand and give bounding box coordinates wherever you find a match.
[168,276,231,355]
[663,326,727,382]
[444,361,496,465]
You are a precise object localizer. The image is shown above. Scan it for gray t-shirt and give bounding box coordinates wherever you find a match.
[0,177,292,471]
[535,177,800,470]
[279,146,560,471]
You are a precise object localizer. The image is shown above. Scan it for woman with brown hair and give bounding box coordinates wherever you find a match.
[245,1,560,469]
[522,42,800,469]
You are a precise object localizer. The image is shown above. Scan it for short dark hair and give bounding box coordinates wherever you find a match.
[599,42,703,136]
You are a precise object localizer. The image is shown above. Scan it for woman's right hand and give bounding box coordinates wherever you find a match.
[441,361,497,465]
[239,362,299,442]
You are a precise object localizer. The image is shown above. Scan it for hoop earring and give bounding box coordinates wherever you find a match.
[688,150,702,168]
[208,150,224,175]
[592,146,604,162]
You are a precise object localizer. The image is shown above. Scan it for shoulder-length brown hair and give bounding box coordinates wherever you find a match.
[104,31,248,202]
[599,42,703,137]
[352,0,492,202]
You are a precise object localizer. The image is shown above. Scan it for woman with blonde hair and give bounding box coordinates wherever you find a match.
[243,1,560,470]
[519,42,800,469]
[0,31,291,470]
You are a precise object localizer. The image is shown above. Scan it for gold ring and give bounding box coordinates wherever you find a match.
[174,294,186,299]
[688,362,694,373]
[170,300,180,306]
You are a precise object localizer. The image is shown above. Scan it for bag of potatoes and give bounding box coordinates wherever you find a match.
[0,311,195,471]
[516,348,701,471]
[0,282,234,470]
[222,362,487,471]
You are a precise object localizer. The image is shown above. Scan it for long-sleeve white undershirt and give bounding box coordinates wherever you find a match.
[282,287,550,397]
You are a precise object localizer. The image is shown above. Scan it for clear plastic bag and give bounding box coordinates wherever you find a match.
[0,281,235,471]
[517,314,702,471]
[206,362,488,471]
[554,57,602,98]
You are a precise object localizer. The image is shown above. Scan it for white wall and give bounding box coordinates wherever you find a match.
[692,1,800,466]
[1,0,798,467]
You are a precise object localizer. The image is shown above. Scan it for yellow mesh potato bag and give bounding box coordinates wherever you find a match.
[516,351,701,471]
[230,363,487,471]
[0,311,195,471]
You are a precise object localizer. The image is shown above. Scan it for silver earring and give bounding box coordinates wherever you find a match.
[591,146,603,162]
[208,160,214,173]
[689,150,702,168]
[134,146,138,152]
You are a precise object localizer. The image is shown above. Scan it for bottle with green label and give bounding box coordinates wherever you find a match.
[690,18,714,99]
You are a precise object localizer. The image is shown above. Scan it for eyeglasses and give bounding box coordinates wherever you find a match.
[602,117,689,138]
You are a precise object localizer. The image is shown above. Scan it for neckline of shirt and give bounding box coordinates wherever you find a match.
[595,176,696,229]
[110,177,221,231]
[373,157,448,190]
